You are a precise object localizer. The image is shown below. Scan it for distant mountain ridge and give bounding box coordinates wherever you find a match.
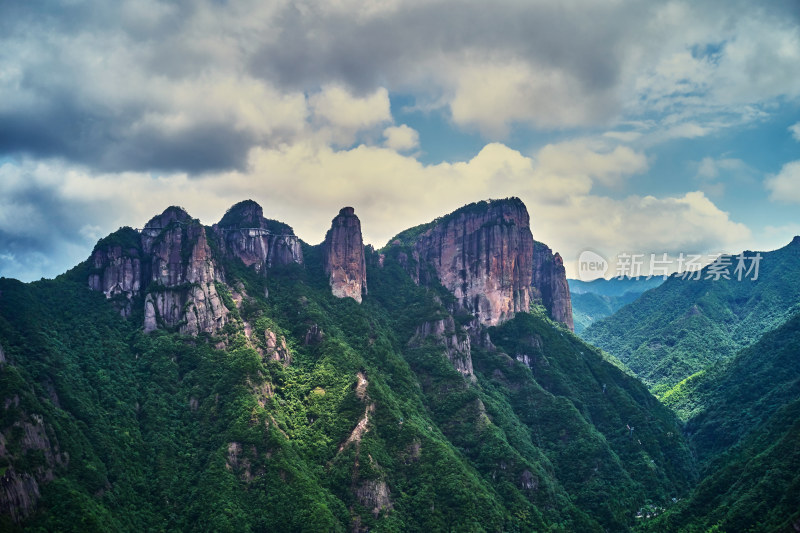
[583,237,800,396]
[569,276,665,334]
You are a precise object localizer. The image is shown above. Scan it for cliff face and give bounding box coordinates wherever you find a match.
[140,207,229,335]
[89,206,230,335]
[214,200,303,272]
[86,199,571,333]
[0,409,68,524]
[531,241,574,331]
[323,207,367,303]
[87,228,142,317]
[411,199,533,326]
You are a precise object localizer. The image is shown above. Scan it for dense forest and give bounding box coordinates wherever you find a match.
[1,200,798,531]
[583,239,800,397]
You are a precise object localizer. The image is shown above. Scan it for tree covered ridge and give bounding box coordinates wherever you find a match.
[583,239,800,396]
[642,312,800,532]
[0,228,694,531]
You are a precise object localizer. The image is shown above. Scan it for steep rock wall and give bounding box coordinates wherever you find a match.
[322,207,367,303]
[410,316,474,378]
[411,199,533,326]
[532,241,574,331]
[214,200,303,272]
[140,207,228,335]
[89,206,230,335]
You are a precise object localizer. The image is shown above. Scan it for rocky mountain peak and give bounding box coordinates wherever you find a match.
[89,206,230,335]
[531,242,574,331]
[217,199,267,229]
[214,200,303,272]
[408,198,534,326]
[144,205,192,229]
[323,207,367,303]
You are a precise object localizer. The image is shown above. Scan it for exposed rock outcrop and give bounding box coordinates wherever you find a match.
[323,207,367,303]
[409,198,534,326]
[355,479,392,518]
[140,207,229,335]
[264,329,291,366]
[0,412,67,523]
[89,206,230,335]
[214,200,303,273]
[87,227,143,317]
[410,316,474,378]
[531,241,574,331]
[304,324,324,346]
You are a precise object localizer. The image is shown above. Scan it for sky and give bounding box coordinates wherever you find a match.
[1,0,800,282]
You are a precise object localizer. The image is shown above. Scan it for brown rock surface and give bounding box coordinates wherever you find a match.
[322,207,367,302]
[411,198,533,326]
[140,207,229,335]
[214,200,303,272]
[87,228,143,317]
[531,241,574,331]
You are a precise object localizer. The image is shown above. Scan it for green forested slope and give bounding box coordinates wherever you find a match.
[570,291,641,335]
[0,234,696,531]
[641,313,800,532]
[583,238,800,396]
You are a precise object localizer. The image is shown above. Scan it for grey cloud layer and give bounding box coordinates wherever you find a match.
[1,0,798,281]
[5,0,795,173]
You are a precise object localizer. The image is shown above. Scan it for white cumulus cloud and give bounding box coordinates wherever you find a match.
[383,125,419,151]
[766,161,800,204]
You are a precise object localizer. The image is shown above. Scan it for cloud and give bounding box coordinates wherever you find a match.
[695,156,751,180]
[765,160,800,204]
[0,139,750,282]
[383,125,419,151]
[448,59,619,135]
[0,0,791,281]
[535,139,648,188]
[790,122,800,141]
[309,85,391,145]
[2,0,798,173]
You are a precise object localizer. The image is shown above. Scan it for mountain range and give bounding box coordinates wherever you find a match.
[583,238,800,396]
[1,198,798,531]
[569,277,665,334]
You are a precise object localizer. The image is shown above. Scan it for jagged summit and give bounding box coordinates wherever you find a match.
[323,206,367,303]
[388,197,528,248]
[214,200,303,273]
[86,198,571,331]
[218,199,264,228]
[217,200,295,234]
[144,205,193,229]
[384,197,573,329]
[406,197,533,326]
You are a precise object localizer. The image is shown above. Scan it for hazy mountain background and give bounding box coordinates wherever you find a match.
[569,277,665,335]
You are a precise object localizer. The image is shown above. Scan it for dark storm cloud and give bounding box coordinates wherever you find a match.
[0,0,655,174]
[257,1,636,94]
[1,0,798,174]
[0,176,105,281]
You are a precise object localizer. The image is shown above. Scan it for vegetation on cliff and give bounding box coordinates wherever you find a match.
[0,199,696,531]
